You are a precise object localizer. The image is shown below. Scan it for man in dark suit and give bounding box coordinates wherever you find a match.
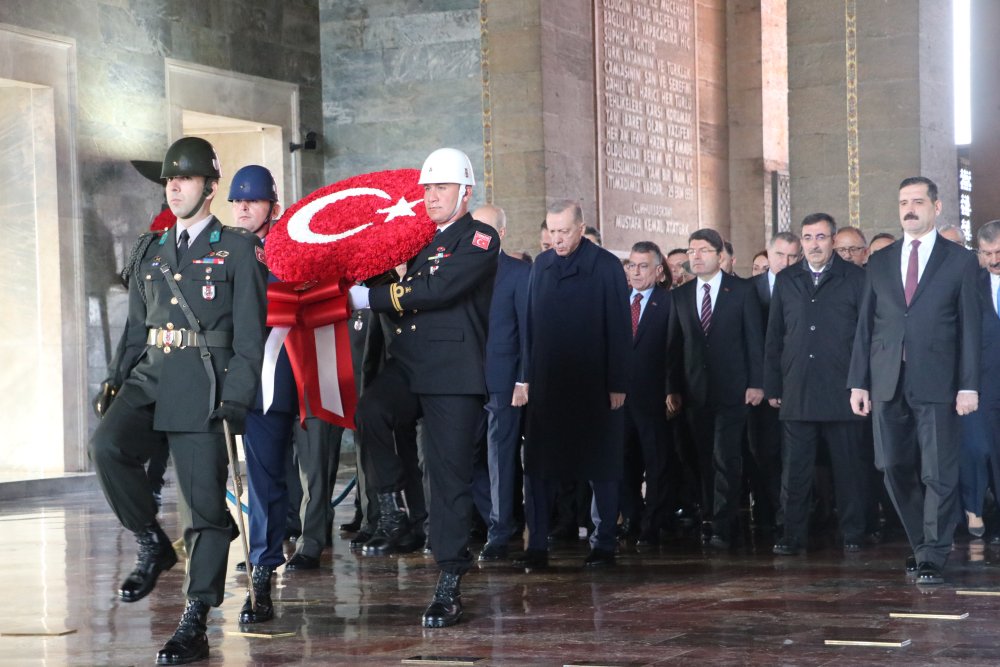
[90,137,268,664]
[765,213,868,555]
[349,148,499,627]
[746,231,800,531]
[470,204,530,562]
[518,200,631,569]
[958,220,1000,540]
[667,228,765,549]
[848,176,981,585]
[619,241,674,546]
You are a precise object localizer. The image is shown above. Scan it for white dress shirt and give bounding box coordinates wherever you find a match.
[694,270,723,319]
[899,228,938,286]
[177,215,214,249]
[630,287,654,321]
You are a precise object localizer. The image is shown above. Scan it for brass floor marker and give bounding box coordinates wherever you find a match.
[1,627,77,637]
[889,612,968,620]
[228,630,297,639]
[825,639,911,648]
[402,657,483,665]
[956,590,1000,597]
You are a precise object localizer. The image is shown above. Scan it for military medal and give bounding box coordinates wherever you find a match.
[203,284,216,300]
[430,265,439,275]
[353,319,363,331]
[215,251,229,258]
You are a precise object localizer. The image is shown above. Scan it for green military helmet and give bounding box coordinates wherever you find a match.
[161,136,222,180]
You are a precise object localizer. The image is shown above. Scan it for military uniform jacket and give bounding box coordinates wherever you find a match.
[764,254,865,421]
[368,213,499,395]
[118,217,268,431]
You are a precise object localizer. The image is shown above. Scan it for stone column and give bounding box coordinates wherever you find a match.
[788,0,956,237]
[970,0,1000,237]
[726,0,787,272]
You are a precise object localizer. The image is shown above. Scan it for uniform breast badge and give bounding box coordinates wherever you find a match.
[203,284,216,300]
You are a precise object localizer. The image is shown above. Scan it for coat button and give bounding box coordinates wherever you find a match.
[163,346,172,354]
[410,324,416,331]
[145,274,151,280]
[412,309,418,314]
[808,353,815,359]
[406,276,413,282]
[170,297,178,305]
[809,325,816,331]
[206,267,213,274]
[395,328,402,335]
[166,322,174,330]
[174,273,182,281]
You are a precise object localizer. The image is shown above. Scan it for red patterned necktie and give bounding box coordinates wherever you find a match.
[904,239,920,306]
[700,283,712,333]
[631,293,642,338]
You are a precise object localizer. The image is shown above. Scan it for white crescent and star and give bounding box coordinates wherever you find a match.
[286,188,423,245]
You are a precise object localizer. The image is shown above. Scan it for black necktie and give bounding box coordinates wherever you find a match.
[177,229,190,263]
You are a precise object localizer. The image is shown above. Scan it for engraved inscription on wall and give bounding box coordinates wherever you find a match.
[595,0,699,253]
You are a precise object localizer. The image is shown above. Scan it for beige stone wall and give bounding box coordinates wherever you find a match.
[697,0,730,242]
[484,0,546,257]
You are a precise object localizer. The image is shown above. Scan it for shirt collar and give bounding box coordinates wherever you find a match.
[697,270,723,291]
[630,286,654,301]
[177,215,214,246]
[903,227,937,248]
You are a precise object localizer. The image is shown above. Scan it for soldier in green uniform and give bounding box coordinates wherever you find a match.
[89,137,268,665]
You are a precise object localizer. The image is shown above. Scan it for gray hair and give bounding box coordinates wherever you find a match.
[768,231,800,248]
[547,199,584,224]
[978,220,1000,245]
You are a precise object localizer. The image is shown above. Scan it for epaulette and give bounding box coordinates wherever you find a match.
[218,225,259,244]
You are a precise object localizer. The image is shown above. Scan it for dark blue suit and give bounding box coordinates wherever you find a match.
[959,271,1000,519]
[472,251,530,545]
[620,286,674,537]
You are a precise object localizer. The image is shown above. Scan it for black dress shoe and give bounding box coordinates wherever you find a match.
[583,548,616,567]
[905,555,918,573]
[843,542,862,553]
[772,539,801,556]
[156,599,210,665]
[707,534,731,550]
[422,572,462,628]
[478,542,509,561]
[512,548,549,569]
[340,508,363,533]
[916,561,944,585]
[284,553,319,571]
[349,531,373,549]
[362,493,412,555]
[121,523,178,603]
[239,565,275,624]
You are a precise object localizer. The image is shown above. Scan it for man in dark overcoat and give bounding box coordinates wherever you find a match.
[518,199,631,568]
[764,213,868,555]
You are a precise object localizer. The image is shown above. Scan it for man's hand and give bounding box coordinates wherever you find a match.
[211,401,249,435]
[610,392,626,410]
[745,388,764,406]
[956,391,979,416]
[850,388,871,417]
[666,393,682,414]
[768,397,781,409]
[348,284,370,310]
[512,383,529,407]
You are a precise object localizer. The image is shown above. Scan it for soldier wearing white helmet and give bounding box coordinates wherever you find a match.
[349,147,499,628]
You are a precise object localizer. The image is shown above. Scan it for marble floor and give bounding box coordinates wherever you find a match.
[3,481,1000,666]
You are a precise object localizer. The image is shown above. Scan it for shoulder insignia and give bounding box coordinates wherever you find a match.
[209,229,221,243]
[158,232,169,246]
[472,231,491,250]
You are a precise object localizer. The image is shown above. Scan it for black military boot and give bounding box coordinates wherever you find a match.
[362,492,411,555]
[421,571,463,628]
[119,522,178,602]
[155,599,210,665]
[238,564,274,624]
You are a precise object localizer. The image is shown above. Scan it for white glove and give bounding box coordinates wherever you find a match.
[348,284,370,310]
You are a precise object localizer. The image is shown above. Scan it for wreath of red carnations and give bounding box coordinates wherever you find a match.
[149,207,176,232]
[265,169,436,283]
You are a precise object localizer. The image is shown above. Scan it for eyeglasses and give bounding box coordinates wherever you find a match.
[626,262,653,271]
[836,246,866,255]
[686,248,718,256]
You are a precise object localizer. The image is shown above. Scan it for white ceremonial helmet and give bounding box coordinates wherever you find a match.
[418,147,476,186]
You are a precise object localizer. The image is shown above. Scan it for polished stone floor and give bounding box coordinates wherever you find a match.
[3,481,1000,666]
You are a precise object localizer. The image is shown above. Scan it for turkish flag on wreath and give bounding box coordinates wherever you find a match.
[261,169,437,428]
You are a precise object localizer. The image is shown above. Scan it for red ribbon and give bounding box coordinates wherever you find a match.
[266,278,357,429]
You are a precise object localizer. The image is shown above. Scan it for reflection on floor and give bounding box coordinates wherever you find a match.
[3,486,1000,666]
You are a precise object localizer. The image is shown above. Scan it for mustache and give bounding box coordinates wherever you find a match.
[904,213,919,220]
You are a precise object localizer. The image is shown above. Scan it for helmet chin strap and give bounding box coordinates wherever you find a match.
[249,203,275,236]
[447,186,469,222]
[179,180,215,221]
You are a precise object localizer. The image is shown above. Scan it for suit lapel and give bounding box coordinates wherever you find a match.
[633,292,658,345]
